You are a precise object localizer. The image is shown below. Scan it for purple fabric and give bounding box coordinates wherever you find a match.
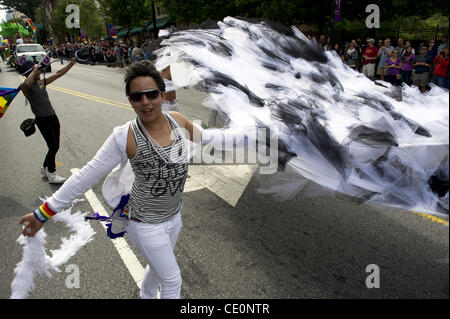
[85,212,110,221]
[333,0,342,22]
[402,54,415,71]
[386,58,401,76]
[84,212,127,239]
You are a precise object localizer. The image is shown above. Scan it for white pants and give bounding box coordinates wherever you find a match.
[362,63,376,78]
[125,212,182,299]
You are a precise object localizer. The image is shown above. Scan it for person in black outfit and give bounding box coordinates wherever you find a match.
[89,44,95,65]
[19,59,77,183]
[57,46,64,64]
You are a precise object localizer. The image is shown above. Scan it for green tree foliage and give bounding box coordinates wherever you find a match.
[98,0,151,37]
[160,0,332,32]
[49,0,105,40]
[156,0,234,25]
[0,0,41,22]
[159,0,449,32]
[425,13,449,27]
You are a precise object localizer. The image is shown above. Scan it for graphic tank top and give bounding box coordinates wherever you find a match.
[129,112,188,223]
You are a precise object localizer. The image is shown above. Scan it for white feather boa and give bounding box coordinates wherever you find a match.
[10,199,95,299]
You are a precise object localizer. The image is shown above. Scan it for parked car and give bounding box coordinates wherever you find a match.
[11,43,52,73]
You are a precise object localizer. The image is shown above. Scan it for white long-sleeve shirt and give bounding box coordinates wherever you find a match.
[45,119,236,213]
[47,121,131,212]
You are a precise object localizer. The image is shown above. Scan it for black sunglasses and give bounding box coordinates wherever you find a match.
[129,89,161,102]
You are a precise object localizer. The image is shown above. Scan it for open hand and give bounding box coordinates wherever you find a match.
[19,213,44,237]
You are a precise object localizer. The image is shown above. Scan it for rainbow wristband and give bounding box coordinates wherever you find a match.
[34,202,57,223]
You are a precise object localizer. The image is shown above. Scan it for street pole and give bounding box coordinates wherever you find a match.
[152,1,158,40]
[330,0,335,47]
[41,0,48,43]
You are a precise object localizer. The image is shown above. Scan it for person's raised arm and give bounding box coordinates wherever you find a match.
[44,57,77,86]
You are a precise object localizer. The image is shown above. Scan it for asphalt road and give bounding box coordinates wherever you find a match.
[0,60,448,299]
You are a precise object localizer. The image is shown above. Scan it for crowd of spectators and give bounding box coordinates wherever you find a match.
[318,34,449,91]
[47,33,449,92]
[4,31,449,93]
[43,40,159,68]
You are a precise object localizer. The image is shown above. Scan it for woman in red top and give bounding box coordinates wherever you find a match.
[432,48,449,88]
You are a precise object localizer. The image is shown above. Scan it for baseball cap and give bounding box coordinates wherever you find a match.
[20,118,36,137]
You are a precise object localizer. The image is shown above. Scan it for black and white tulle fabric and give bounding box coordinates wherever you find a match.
[154,17,449,216]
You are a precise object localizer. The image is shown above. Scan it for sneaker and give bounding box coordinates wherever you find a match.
[47,171,66,184]
[40,167,49,178]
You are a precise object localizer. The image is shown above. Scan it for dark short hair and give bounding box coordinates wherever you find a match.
[124,60,165,96]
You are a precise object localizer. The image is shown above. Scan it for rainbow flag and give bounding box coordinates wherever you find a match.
[0,87,20,119]
[27,18,36,33]
[108,24,117,39]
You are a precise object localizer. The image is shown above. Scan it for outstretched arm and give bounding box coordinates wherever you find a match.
[168,111,202,143]
[44,58,77,86]
[168,111,253,148]
[19,131,124,237]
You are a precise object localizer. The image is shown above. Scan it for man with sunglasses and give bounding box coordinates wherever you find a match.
[18,60,215,299]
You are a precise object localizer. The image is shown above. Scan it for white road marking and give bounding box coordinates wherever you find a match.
[70,168,160,298]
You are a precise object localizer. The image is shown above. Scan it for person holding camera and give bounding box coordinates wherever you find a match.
[401,46,415,86]
[19,58,77,183]
[376,38,394,81]
[432,48,449,88]
[345,42,358,70]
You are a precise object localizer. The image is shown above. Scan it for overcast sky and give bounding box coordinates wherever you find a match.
[0,8,6,23]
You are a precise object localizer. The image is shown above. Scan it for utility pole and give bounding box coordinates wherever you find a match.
[330,0,335,47]
[152,1,158,40]
[41,0,48,42]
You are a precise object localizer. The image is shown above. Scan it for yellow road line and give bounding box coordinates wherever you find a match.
[48,85,131,108]
[412,212,449,227]
[49,86,132,111]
